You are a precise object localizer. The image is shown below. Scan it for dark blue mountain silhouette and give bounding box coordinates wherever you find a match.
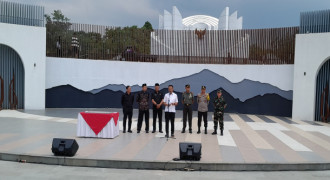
[46,84,292,117]
[89,69,292,102]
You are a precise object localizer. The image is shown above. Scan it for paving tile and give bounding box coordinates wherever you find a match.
[230,130,265,163]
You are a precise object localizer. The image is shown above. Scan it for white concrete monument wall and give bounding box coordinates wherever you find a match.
[0,22,46,109]
[163,10,172,30]
[292,32,330,121]
[172,6,183,30]
[46,57,293,94]
[218,7,229,30]
[229,11,243,30]
[159,6,242,31]
[45,57,293,116]
[159,15,164,29]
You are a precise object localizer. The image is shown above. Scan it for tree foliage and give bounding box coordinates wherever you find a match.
[45,10,154,59]
[142,21,153,30]
[45,10,72,56]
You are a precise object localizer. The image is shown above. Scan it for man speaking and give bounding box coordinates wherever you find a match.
[163,85,178,138]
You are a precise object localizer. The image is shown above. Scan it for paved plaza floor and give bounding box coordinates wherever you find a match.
[0,108,330,171]
[1,160,330,180]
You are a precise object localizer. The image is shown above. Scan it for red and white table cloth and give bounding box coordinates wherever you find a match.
[77,112,119,138]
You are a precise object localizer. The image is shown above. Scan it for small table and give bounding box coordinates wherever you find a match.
[77,111,119,138]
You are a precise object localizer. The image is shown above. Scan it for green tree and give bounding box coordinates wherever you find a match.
[105,24,152,58]
[142,21,153,31]
[45,10,72,56]
[51,10,70,23]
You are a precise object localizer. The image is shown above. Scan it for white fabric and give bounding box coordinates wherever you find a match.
[164,92,178,112]
[76,113,119,138]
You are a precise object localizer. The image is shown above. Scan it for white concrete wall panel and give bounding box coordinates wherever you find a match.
[292,32,330,121]
[163,10,172,30]
[0,22,46,109]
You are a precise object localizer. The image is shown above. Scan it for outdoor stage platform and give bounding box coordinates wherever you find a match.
[0,108,330,171]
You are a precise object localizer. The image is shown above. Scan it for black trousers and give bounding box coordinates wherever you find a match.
[123,110,133,131]
[137,110,149,131]
[182,105,192,130]
[165,112,175,135]
[56,49,62,57]
[153,108,162,131]
[72,46,79,58]
[197,111,208,128]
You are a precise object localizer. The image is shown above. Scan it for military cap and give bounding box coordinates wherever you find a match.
[185,84,190,88]
[142,83,147,87]
[201,85,206,89]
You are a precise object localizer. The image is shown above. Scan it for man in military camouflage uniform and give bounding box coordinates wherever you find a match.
[212,90,227,136]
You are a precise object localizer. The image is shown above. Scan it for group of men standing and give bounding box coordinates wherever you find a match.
[121,83,227,138]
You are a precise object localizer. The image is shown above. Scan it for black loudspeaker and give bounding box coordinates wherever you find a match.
[51,138,79,156]
[179,142,202,161]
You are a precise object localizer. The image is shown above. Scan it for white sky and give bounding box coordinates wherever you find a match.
[5,0,330,29]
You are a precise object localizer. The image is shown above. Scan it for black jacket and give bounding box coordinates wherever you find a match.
[121,92,134,112]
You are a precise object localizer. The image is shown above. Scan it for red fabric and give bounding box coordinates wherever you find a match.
[80,112,119,135]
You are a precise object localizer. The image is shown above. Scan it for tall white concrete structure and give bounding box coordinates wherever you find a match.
[163,10,172,30]
[218,7,229,30]
[229,11,243,30]
[172,6,183,30]
[158,6,243,30]
[153,6,246,58]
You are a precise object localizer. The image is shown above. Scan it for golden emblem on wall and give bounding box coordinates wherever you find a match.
[195,29,206,40]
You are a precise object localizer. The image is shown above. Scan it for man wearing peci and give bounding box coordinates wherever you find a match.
[181,84,194,134]
[121,86,134,133]
[163,85,178,138]
[151,83,164,133]
[136,83,150,133]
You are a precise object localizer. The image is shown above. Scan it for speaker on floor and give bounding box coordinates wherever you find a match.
[51,138,79,157]
[179,142,201,161]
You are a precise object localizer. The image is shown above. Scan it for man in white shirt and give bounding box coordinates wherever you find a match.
[163,85,178,138]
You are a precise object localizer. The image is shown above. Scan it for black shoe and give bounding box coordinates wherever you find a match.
[221,130,223,136]
[165,134,169,138]
[152,130,156,133]
[123,130,126,133]
[189,129,192,134]
[159,130,163,133]
[181,129,185,133]
[212,131,217,135]
[137,130,140,133]
[146,131,149,133]
[171,134,175,137]
[128,130,132,133]
[205,128,207,134]
[197,130,201,134]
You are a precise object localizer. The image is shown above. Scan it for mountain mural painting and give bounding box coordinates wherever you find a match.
[46,69,292,117]
[46,84,292,117]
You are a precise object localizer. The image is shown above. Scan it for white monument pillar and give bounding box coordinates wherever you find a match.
[163,10,172,30]
[218,7,229,30]
[172,6,183,30]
